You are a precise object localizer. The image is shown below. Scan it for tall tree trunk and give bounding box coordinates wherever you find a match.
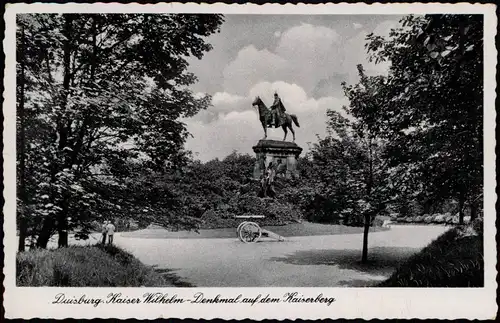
[361,213,370,263]
[57,218,68,247]
[56,15,75,248]
[17,25,28,252]
[361,138,373,264]
[36,217,54,248]
[35,16,75,248]
[36,162,59,248]
[458,193,465,225]
[470,199,478,222]
[57,201,69,248]
[470,203,477,222]
[18,216,27,252]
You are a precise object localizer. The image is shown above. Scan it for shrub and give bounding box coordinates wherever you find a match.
[372,216,388,227]
[17,245,173,287]
[379,226,483,287]
[434,214,445,223]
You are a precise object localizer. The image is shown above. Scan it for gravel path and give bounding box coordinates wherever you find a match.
[114,225,450,287]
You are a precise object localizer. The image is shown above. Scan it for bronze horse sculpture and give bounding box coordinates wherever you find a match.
[252,96,300,141]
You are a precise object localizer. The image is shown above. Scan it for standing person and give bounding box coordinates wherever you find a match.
[101,220,108,245]
[265,161,277,197]
[267,161,276,184]
[260,172,267,197]
[106,220,116,245]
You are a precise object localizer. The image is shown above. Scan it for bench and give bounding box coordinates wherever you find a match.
[233,215,265,219]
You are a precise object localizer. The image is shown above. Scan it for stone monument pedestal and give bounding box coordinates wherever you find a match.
[252,140,303,179]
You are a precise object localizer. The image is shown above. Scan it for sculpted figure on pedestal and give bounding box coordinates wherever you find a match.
[252,94,300,142]
[259,161,276,198]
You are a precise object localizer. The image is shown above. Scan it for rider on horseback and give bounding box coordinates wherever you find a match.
[270,92,286,128]
[252,94,299,142]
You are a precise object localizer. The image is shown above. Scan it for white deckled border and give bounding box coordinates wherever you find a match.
[3,2,497,320]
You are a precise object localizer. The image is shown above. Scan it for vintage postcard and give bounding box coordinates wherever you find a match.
[3,2,497,320]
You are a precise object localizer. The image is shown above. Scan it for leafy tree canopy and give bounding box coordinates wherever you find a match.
[17,13,224,248]
[346,14,483,220]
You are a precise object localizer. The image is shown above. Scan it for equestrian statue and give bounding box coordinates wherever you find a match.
[252,92,300,141]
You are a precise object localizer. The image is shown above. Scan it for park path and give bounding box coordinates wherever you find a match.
[114,225,449,287]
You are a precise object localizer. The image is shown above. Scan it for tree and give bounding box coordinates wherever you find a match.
[17,14,224,249]
[340,65,414,263]
[307,108,393,263]
[337,14,483,260]
[17,20,28,251]
[362,14,483,224]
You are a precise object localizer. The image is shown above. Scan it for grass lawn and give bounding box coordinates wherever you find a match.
[122,221,389,239]
[378,225,483,287]
[16,244,176,287]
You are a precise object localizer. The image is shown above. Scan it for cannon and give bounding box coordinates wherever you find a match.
[234,215,285,243]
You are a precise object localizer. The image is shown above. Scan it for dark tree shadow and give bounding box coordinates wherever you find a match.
[269,246,420,277]
[154,268,195,287]
[336,279,382,287]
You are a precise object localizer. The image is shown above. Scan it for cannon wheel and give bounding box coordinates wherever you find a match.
[236,221,248,240]
[237,221,249,240]
[239,222,262,243]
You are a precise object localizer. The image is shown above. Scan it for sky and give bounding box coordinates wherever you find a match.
[183,15,402,162]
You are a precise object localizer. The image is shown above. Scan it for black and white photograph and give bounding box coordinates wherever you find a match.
[3,2,497,320]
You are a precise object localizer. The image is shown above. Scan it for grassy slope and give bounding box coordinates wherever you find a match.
[16,244,175,287]
[378,226,483,287]
[122,222,389,239]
